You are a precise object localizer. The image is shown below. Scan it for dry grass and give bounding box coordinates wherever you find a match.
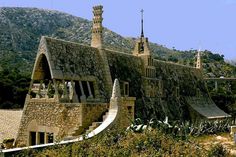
[194,132,236,156]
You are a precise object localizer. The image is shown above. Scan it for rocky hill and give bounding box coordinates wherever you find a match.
[0,7,235,109]
[0,7,235,77]
[0,7,131,72]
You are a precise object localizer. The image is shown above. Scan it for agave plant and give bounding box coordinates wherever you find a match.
[127,117,232,138]
[127,118,148,133]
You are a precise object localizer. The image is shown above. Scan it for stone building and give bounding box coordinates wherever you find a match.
[15,5,230,147]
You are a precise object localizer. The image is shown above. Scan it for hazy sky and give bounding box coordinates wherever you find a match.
[0,0,236,60]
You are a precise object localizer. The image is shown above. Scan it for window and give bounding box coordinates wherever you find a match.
[29,131,54,146]
[29,132,36,146]
[39,132,45,144]
[47,133,54,143]
[120,82,129,97]
[74,81,81,102]
[82,81,89,98]
[124,83,129,96]
[139,42,144,52]
[89,81,95,97]
[148,57,153,66]
[127,106,133,115]
[74,81,95,102]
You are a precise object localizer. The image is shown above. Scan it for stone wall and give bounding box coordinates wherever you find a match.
[15,99,107,146]
[72,103,108,136]
[152,60,209,121]
[105,50,143,98]
[119,97,136,128]
[105,49,222,122]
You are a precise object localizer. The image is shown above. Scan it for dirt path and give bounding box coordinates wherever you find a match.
[0,109,22,143]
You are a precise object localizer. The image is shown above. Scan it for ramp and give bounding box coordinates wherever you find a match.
[186,97,230,119]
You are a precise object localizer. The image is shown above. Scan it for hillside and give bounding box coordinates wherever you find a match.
[0,7,235,75]
[0,7,235,109]
[0,7,134,73]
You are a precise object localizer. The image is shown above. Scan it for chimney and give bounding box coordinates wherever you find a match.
[91,5,103,49]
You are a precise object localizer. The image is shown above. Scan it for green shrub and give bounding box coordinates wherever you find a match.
[20,129,208,157]
[207,143,230,157]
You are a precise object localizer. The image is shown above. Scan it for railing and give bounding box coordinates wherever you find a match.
[204,78,236,81]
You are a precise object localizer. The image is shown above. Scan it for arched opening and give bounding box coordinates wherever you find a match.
[30,54,54,98]
[33,54,52,81]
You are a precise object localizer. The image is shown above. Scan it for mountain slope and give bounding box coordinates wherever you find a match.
[0,7,135,72]
[0,7,235,76]
[0,7,235,109]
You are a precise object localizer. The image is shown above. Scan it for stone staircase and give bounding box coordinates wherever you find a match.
[64,79,120,141]
[85,111,109,134]
[64,110,109,140]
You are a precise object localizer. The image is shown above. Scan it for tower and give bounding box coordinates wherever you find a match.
[133,9,151,56]
[132,10,156,98]
[91,5,103,49]
[196,49,202,70]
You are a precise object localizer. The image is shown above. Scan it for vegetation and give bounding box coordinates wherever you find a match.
[0,67,30,108]
[17,129,207,157]
[16,125,234,157]
[14,118,233,156]
[129,118,231,139]
[207,143,230,157]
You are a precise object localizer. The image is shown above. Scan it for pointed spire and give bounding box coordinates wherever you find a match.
[141,9,144,38]
[132,9,151,56]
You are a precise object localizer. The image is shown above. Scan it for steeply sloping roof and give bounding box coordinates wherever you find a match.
[0,110,23,143]
[32,36,103,80]
[186,97,230,119]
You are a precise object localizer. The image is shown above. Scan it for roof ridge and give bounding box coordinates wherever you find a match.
[42,36,97,49]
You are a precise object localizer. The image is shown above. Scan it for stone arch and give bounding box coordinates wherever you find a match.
[32,53,52,80]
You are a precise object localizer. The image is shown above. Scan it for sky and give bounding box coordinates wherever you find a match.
[0,0,236,60]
